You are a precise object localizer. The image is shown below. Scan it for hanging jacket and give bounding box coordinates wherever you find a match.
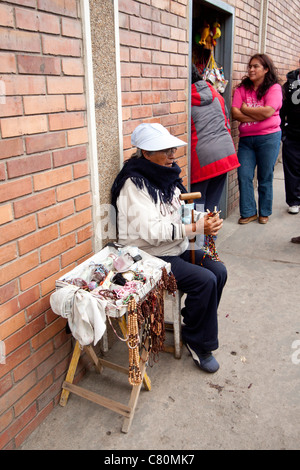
[191,80,240,183]
[280,68,300,141]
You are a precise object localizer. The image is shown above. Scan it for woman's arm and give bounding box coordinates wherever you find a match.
[231,106,256,123]
[240,102,276,121]
[117,180,184,246]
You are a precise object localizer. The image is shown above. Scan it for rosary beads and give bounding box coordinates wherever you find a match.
[203,235,221,262]
[125,269,177,384]
[127,297,142,386]
[203,208,222,262]
[161,267,177,295]
[65,259,179,386]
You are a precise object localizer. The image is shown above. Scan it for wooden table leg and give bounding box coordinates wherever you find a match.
[84,345,103,374]
[60,340,81,407]
[122,337,149,433]
[59,314,152,432]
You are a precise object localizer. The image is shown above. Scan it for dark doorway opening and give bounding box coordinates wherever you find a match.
[190,0,235,217]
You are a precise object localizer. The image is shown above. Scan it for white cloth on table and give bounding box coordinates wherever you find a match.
[50,285,107,347]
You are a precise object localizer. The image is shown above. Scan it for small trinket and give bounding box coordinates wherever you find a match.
[87,281,98,291]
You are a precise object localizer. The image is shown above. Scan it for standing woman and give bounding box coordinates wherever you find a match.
[232,54,282,224]
[191,64,240,213]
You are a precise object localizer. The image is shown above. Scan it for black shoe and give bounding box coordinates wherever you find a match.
[184,342,219,373]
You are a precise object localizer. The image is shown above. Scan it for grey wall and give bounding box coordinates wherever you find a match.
[89,0,121,206]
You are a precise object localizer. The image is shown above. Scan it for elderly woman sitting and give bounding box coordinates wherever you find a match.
[111,123,227,373]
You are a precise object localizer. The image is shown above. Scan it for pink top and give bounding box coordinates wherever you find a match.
[232,83,282,137]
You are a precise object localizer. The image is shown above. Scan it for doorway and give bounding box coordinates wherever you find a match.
[190,0,235,217]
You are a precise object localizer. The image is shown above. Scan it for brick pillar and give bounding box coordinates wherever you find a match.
[0,0,92,449]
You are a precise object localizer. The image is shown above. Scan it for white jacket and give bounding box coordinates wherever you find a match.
[117,179,193,257]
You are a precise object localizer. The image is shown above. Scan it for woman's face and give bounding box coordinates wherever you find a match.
[248,58,268,85]
[143,148,177,167]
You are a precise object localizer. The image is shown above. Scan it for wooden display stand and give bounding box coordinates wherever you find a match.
[54,244,182,432]
[59,290,183,432]
[59,316,151,433]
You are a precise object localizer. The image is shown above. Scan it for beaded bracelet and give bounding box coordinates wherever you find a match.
[94,289,118,300]
[114,280,141,299]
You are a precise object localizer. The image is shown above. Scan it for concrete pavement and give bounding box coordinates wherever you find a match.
[20,162,300,450]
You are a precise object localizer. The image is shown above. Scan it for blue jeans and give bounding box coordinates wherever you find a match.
[237,131,281,217]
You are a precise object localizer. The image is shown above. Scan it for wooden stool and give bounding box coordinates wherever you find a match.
[55,244,180,433]
[59,316,151,433]
[59,291,183,432]
[163,290,183,359]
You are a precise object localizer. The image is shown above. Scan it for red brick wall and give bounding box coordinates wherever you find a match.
[1,0,300,450]
[0,0,92,449]
[118,0,189,185]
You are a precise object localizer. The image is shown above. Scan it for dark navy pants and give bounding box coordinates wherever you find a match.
[191,173,227,212]
[159,249,227,355]
[282,137,300,206]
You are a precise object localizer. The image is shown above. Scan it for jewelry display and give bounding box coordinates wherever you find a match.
[55,245,177,385]
[51,242,182,436]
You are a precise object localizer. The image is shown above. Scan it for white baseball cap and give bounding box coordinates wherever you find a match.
[131,123,186,151]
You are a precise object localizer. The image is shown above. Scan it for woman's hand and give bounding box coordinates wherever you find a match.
[185,213,223,237]
[203,213,223,236]
[240,102,249,114]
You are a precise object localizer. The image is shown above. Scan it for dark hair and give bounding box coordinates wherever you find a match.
[192,64,202,84]
[238,53,279,100]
